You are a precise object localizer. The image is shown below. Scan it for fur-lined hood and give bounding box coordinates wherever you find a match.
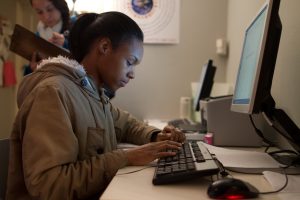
[17,56,102,108]
[36,55,86,73]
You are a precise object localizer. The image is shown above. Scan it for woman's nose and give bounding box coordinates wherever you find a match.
[43,12,51,22]
[127,69,135,79]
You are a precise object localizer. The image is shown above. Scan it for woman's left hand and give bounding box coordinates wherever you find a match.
[155,126,186,143]
[49,32,65,47]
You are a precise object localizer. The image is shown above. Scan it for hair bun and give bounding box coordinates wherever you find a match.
[69,13,99,61]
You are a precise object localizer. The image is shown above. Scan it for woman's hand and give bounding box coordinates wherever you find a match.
[125,140,182,166]
[49,32,65,47]
[155,126,186,143]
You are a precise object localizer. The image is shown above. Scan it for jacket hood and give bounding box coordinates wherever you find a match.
[17,56,104,108]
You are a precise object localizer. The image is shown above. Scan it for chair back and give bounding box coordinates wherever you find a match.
[0,139,9,200]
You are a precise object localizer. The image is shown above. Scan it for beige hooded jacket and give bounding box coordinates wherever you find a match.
[6,56,160,200]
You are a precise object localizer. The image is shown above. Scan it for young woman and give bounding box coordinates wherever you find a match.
[6,12,185,199]
[24,0,74,74]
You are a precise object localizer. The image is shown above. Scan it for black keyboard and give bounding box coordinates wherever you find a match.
[168,118,207,133]
[168,118,191,127]
[152,141,219,185]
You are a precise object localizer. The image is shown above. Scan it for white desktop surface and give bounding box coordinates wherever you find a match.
[100,120,286,200]
[100,166,279,200]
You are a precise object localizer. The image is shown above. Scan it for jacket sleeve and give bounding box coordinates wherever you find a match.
[22,85,128,200]
[110,104,161,145]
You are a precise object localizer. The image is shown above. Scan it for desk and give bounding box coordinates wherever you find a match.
[101,120,280,200]
[100,162,279,200]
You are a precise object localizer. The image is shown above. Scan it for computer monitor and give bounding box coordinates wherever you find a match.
[231,0,281,114]
[193,59,216,111]
[231,0,300,160]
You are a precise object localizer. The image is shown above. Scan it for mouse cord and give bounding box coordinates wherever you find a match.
[212,156,290,195]
[259,167,289,195]
[212,157,230,178]
[116,159,215,176]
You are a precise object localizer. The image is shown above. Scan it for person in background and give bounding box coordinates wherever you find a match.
[24,0,75,75]
[6,12,185,199]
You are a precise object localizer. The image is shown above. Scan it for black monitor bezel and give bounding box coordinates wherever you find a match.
[193,59,216,111]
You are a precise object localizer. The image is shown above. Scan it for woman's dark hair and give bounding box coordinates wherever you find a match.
[30,0,70,32]
[69,12,144,62]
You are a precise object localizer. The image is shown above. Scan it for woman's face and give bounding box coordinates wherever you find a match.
[31,0,62,28]
[97,38,144,92]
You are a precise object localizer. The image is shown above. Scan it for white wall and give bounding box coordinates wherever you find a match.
[226,0,265,84]
[2,0,299,138]
[0,0,17,139]
[1,0,228,137]
[0,0,36,139]
[112,0,228,120]
[273,0,300,126]
[226,0,300,126]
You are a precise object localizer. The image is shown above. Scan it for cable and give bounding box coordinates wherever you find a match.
[249,114,294,154]
[270,151,300,168]
[117,160,290,195]
[116,158,216,176]
[259,168,289,194]
[268,149,298,156]
[256,113,300,164]
[264,145,271,153]
[157,159,214,167]
[116,165,155,176]
[249,115,275,147]
[212,116,292,195]
[221,165,289,195]
[213,157,229,178]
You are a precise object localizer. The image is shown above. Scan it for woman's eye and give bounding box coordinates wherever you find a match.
[127,61,132,66]
[46,5,55,13]
[47,8,54,12]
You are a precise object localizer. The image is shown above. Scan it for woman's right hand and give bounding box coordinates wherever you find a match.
[49,32,65,47]
[125,140,182,166]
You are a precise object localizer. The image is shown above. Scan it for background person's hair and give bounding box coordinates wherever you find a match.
[69,12,144,62]
[30,0,70,32]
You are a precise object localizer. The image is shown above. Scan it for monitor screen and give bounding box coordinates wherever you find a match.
[233,6,267,107]
[193,60,216,111]
[231,4,269,113]
[231,0,281,114]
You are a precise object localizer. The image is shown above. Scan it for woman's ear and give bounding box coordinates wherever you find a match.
[98,38,112,55]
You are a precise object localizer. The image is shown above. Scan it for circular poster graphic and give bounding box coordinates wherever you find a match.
[113,0,180,43]
[131,0,154,15]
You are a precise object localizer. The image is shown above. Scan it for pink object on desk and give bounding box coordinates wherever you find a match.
[204,133,213,145]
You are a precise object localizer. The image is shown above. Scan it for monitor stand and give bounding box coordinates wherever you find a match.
[262,95,300,173]
[272,154,300,165]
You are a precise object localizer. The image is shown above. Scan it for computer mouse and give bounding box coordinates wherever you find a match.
[207,178,259,199]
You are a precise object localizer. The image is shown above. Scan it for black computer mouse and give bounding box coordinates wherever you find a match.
[207,178,259,199]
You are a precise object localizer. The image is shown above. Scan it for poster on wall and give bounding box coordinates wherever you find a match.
[70,0,180,44]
